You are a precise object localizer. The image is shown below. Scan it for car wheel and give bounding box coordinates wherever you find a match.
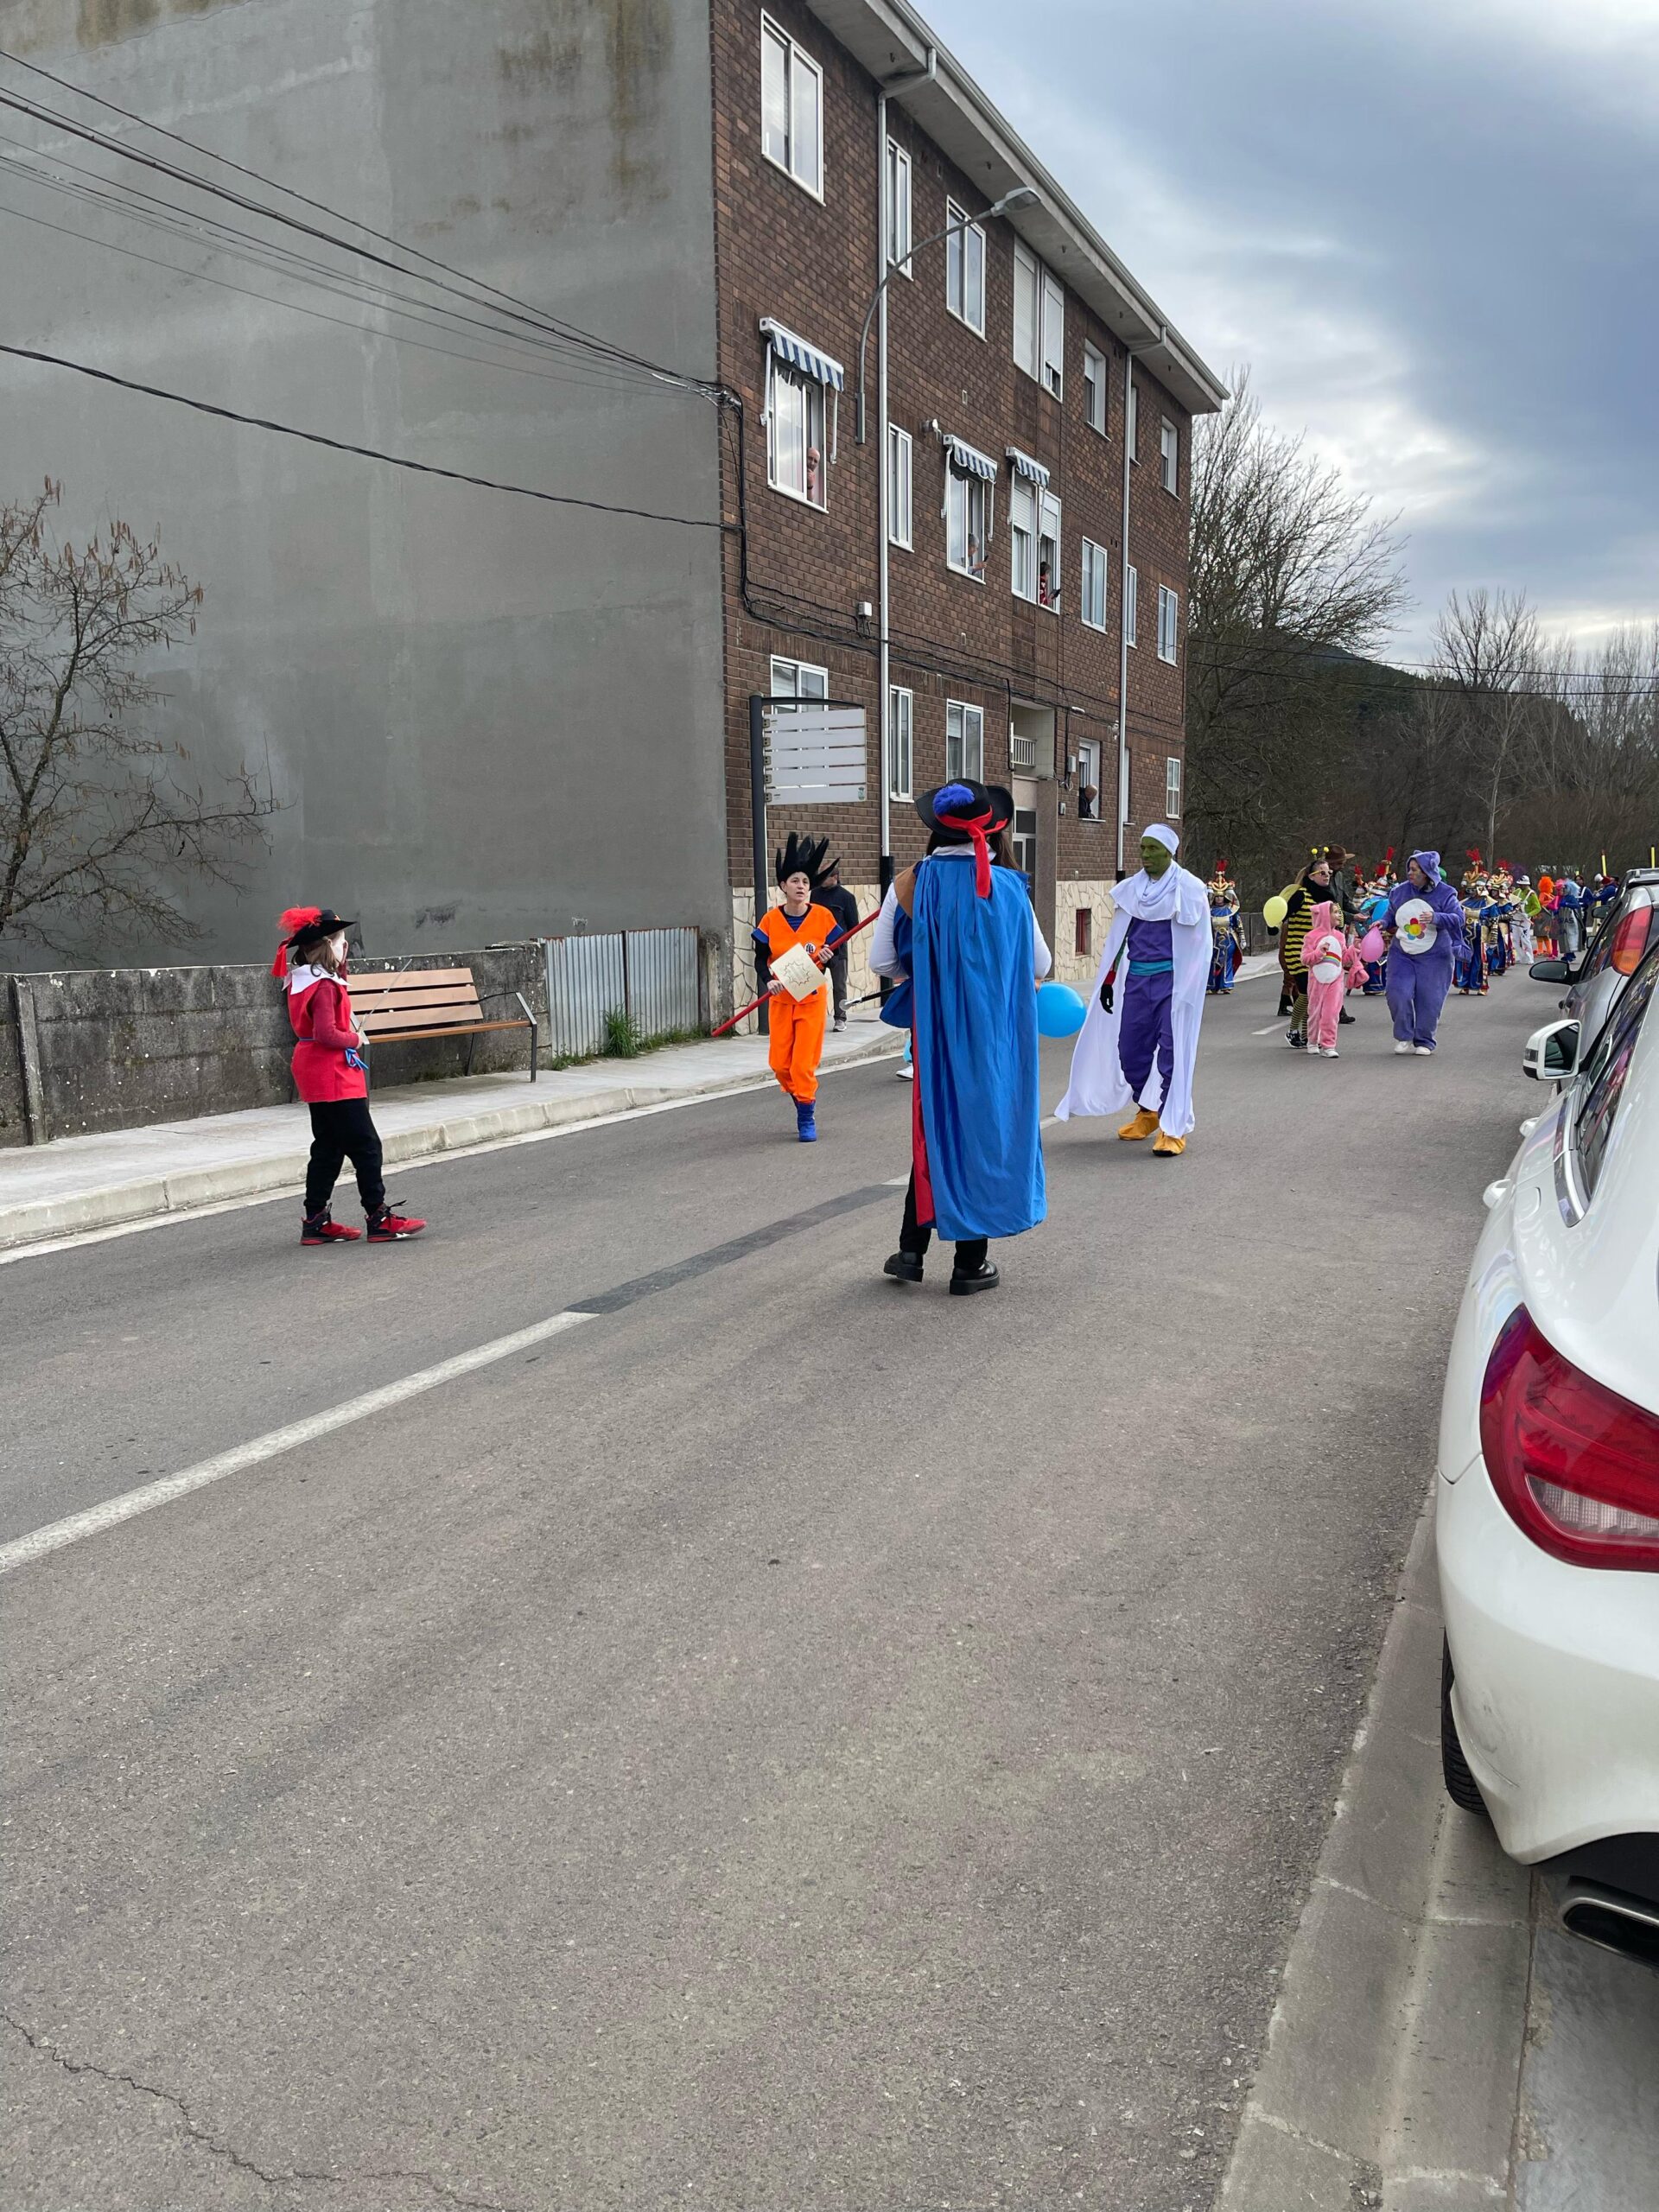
[1440,1639,1489,1816]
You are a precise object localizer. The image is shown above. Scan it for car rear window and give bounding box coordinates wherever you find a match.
[1573,941,1659,1203]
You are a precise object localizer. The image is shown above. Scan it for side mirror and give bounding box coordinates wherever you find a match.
[1529,957,1571,982]
[1522,1019,1581,1083]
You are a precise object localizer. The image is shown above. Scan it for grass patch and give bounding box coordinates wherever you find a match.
[547,1020,709,1071]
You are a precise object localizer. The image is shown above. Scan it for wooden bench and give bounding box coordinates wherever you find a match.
[349,967,538,1084]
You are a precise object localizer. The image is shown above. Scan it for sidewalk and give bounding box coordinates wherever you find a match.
[0,1017,903,1252]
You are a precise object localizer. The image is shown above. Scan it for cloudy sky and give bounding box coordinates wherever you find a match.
[925,0,1658,661]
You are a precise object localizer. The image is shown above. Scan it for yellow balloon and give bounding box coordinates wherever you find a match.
[1263,895,1288,929]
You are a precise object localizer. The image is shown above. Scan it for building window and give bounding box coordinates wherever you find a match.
[889,685,913,800]
[945,699,984,781]
[886,139,912,273]
[1084,341,1107,435]
[1080,538,1108,630]
[1161,418,1179,494]
[1128,378,1139,461]
[1158,584,1179,664]
[770,654,829,705]
[887,423,912,548]
[1076,736,1102,820]
[766,356,826,507]
[1041,270,1065,397]
[1013,243,1065,397]
[760,15,823,197]
[945,200,986,335]
[1010,476,1036,601]
[1124,563,1139,645]
[1074,906,1092,957]
[1166,754,1183,816]
[1038,492,1060,609]
[946,461,988,578]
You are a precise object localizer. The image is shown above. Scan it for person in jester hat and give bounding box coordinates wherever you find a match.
[752,831,840,1141]
[272,906,426,1244]
[868,780,1049,1295]
[1054,823,1211,1154]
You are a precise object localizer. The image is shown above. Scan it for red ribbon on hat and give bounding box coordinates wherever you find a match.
[271,906,322,978]
[935,803,996,896]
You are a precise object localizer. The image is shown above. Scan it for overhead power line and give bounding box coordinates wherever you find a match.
[0,342,734,531]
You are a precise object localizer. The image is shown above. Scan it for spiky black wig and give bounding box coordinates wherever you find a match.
[774,831,836,888]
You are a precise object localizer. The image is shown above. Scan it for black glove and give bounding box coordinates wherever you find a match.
[1099,975,1115,1014]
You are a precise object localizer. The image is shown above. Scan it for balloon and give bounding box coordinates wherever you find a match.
[1035,982,1087,1037]
[1263,895,1288,929]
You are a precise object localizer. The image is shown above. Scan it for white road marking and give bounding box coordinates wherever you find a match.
[1254,1025,1287,1035]
[0,1308,597,1576]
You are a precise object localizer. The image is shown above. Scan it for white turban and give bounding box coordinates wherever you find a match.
[1143,822,1180,855]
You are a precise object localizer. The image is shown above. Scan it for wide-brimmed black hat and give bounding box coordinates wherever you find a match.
[271,905,356,976]
[917,780,1015,837]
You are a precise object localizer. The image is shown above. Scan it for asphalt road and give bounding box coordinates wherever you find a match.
[1,975,1546,2212]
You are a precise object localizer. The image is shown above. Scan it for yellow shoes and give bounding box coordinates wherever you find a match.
[1152,1130,1185,1157]
[1117,1107,1161,1141]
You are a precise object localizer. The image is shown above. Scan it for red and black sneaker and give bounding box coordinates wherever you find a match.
[366,1202,426,1243]
[302,1209,361,1246]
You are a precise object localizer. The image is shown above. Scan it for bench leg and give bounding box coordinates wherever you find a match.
[465,1031,477,1077]
[529,1021,538,1081]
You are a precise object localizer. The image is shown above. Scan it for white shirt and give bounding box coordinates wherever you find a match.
[868,850,1052,980]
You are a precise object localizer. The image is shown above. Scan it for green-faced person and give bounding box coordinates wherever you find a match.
[1054,821,1215,1154]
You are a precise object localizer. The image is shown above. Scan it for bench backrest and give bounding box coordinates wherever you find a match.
[350,966,485,1037]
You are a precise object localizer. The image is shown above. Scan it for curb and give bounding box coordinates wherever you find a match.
[1217,1495,1533,2210]
[0,1034,905,1252]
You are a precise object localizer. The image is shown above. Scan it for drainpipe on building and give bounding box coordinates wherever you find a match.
[1116,328,1165,876]
[876,91,892,903]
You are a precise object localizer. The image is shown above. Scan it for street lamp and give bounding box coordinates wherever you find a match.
[855,185,1039,443]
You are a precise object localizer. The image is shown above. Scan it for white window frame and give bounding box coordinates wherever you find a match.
[1084,341,1108,435]
[887,423,912,549]
[1009,476,1037,601]
[766,354,827,509]
[760,14,823,200]
[1040,269,1065,399]
[945,200,986,337]
[1158,584,1180,664]
[1128,378,1139,461]
[1124,563,1139,645]
[1076,736,1103,819]
[945,463,988,580]
[945,699,985,782]
[1038,490,1061,611]
[1080,537,1108,630]
[1013,241,1039,380]
[888,685,913,800]
[770,654,829,704]
[1166,754,1183,817]
[885,139,912,275]
[1161,417,1179,495]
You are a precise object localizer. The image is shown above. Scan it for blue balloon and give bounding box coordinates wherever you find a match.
[1035,982,1087,1037]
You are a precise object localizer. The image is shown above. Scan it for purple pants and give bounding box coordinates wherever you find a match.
[1386,947,1454,1049]
[1121,969,1174,1101]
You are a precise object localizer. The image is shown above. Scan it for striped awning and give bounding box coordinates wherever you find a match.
[944,434,997,480]
[759,319,844,391]
[1006,445,1050,489]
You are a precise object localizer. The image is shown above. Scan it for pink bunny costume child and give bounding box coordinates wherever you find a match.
[1300,901,1365,1055]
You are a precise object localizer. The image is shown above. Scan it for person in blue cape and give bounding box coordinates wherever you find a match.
[868,779,1049,1296]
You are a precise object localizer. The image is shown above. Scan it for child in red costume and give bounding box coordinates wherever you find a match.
[273,906,426,1244]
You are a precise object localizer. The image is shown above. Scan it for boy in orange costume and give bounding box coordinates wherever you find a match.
[753,832,838,1141]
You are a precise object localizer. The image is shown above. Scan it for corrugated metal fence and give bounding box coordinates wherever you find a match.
[543,927,702,1060]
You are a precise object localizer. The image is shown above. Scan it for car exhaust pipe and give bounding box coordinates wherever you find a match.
[1558,1881,1659,1970]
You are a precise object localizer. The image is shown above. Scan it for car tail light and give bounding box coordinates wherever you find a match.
[1611,906,1655,976]
[1481,1308,1659,1570]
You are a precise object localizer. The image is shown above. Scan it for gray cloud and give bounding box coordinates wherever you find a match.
[923,0,1659,655]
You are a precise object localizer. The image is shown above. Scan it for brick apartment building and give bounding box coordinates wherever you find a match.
[712,0,1225,997]
[0,0,1222,995]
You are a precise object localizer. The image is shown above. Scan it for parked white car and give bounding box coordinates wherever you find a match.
[1436,944,1659,1966]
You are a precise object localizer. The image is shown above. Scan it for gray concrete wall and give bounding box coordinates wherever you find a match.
[0,944,549,1145]
[0,0,726,972]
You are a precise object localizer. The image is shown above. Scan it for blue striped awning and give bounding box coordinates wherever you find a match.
[1006,445,1050,488]
[944,434,997,480]
[759,319,844,391]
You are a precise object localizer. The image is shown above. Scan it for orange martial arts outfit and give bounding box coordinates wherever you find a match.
[755,901,835,1103]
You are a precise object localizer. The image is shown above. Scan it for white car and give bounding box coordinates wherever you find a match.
[1436,944,1659,1967]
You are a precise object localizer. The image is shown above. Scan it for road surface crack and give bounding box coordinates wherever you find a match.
[3,2012,521,2211]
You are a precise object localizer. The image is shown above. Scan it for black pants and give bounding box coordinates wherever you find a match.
[829,949,849,1022]
[900,1171,988,1274]
[306,1098,385,1217]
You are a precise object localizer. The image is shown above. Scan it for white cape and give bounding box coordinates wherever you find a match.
[1053,862,1211,1136]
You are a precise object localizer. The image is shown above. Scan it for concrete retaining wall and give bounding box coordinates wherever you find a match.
[0,946,548,1147]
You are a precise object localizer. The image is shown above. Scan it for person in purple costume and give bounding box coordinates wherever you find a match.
[1381,850,1466,1054]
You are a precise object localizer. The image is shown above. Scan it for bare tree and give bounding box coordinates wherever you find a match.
[1430,588,1542,865]
[0,481,276,952]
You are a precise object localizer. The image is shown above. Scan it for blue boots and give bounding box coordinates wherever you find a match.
[795,1098,817,1142]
